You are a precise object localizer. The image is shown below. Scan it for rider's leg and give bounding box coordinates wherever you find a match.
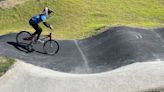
[29,20,42,41]
[36,27,42,40]
[29,19,38,40]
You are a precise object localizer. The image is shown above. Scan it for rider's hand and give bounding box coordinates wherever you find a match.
[50,25,53,30]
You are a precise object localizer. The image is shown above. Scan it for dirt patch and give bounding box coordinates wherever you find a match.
[0,0,28,8]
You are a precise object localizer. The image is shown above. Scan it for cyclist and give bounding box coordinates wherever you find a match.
[26,7,53,41]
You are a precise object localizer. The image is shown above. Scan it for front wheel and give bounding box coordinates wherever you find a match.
[16,31,32,45]
[43,40,59,55]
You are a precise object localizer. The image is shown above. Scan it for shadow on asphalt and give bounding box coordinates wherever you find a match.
[7,42,32,53]
[7,41,47,55]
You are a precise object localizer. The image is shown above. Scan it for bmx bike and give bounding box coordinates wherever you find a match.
[16,31,59,55]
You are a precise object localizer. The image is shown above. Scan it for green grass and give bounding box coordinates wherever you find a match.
[0,0,163,39]
[0,56,15,77]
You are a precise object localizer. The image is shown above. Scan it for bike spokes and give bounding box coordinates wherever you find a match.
[43,40,59,55]
[16,31,32,45]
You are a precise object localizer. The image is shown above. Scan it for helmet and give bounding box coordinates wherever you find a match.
[43,7,53,17]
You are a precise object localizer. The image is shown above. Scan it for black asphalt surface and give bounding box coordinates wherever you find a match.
[0,26,164,74]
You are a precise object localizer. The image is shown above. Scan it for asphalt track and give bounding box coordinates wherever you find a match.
[0,26,164,74]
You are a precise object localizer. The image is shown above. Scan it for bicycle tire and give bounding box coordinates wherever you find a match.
[16,31,32,45]
[43,40,59,55]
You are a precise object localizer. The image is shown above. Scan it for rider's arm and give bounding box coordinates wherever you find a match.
[41,15,52,29]
[43,22,52,29]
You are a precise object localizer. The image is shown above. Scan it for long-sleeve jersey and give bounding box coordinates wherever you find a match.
[31,14,47,24]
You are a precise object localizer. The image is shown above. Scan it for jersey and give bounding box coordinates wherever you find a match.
[32,14,47,24]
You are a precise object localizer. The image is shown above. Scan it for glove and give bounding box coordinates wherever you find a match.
[49,25,53,30]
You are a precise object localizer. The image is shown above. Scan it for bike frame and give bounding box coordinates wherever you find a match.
[16,30,59,55]
[36,32,52,43]
[47,33,52,41]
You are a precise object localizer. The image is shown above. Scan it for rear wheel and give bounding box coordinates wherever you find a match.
[43,40,59,55]
[16,31,32,45]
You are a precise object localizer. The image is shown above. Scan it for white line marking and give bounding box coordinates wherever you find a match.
[74,40,90,71]
[74,40,88,65]
[153,30,164,43]
[134,33,142,39]
[138,34,143,39]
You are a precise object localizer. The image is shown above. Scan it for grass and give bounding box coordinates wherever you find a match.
[0,0,163,39]
[0,56,15,77]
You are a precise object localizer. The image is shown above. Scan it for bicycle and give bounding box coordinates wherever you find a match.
[16,31,59,55]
